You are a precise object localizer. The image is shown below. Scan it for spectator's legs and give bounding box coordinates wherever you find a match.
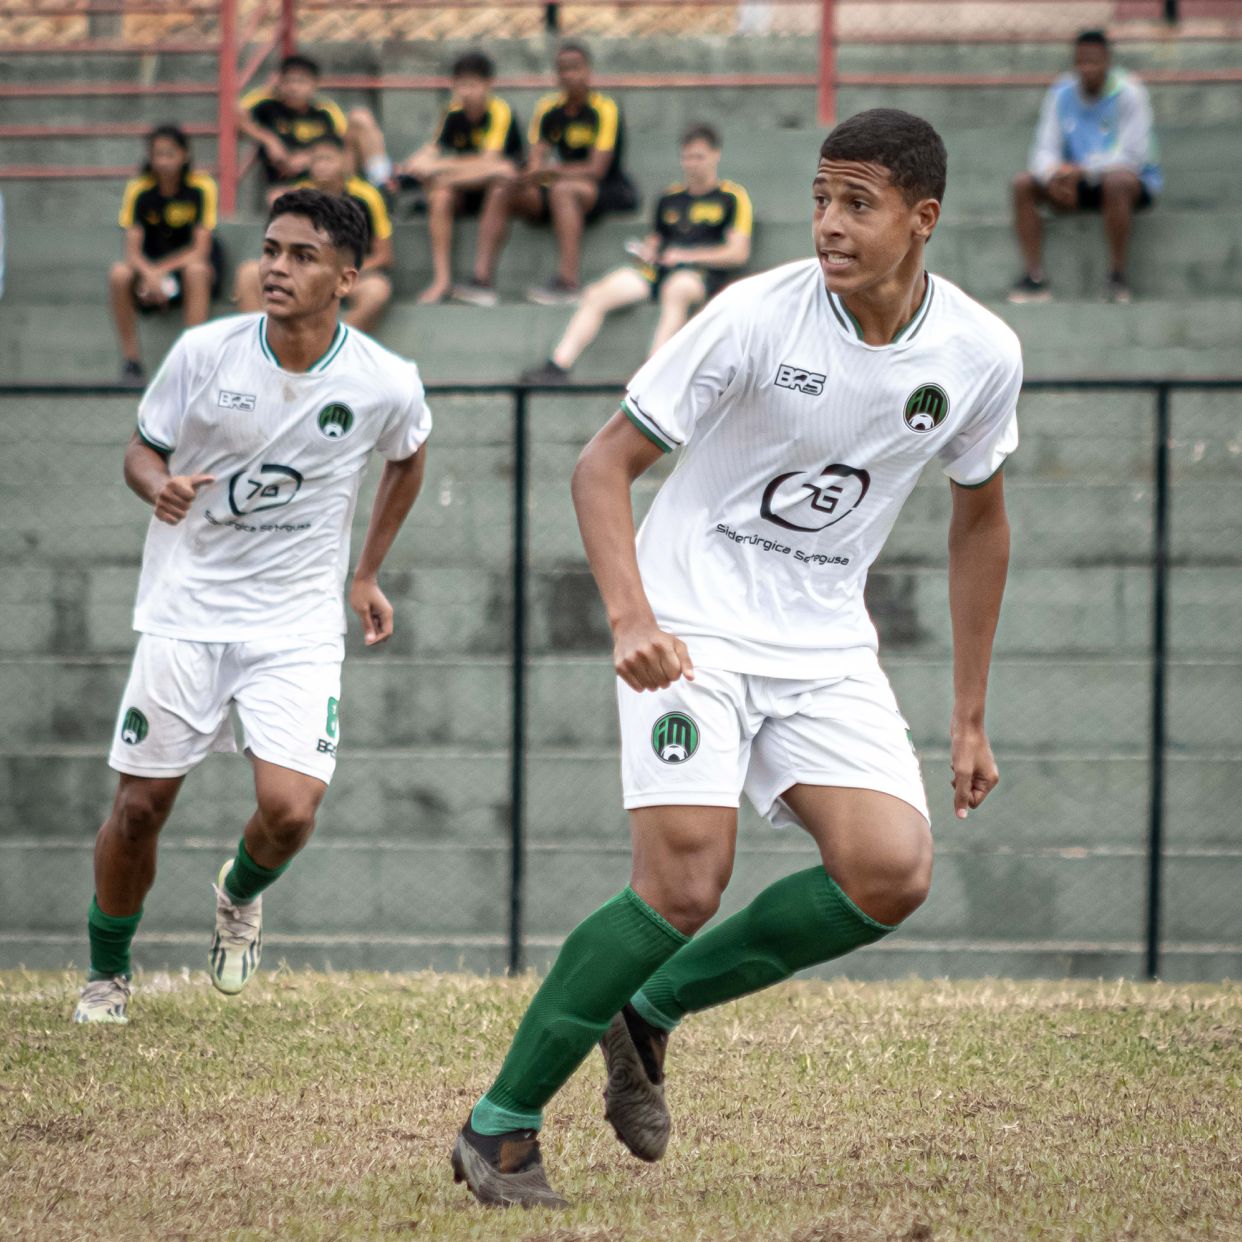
[348,107,392,185]
[650,268,707,353]
[233,259,264,313]
[1100,169,1142,278]
[108,262,142,364]
[549,267,650,369]
[1011,172,1046,280]
[181,260,213,327]
[344,272,392,333]
[548,180,599,287]
[420,184,457,303]
[474,180,540,286]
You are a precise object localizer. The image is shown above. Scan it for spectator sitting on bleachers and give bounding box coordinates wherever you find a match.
[109,125,221,386]
[1010,29,1162,305]
[396,50,524,306]
[481,40,639,306]
[521,124,752,384]
[239,54,393,200]
[235,133,393,333]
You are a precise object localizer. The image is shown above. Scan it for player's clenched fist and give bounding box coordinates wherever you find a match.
[949,722,999,820]
[612,617,695,692]
[154,473,214,525]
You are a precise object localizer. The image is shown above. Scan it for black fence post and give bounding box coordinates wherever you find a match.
[508,387,530,974]
[545,4,560,34]
[1163,0,1180,23]
[1145,383,1171,981]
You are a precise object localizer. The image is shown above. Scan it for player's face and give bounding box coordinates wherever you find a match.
[278,68,317,110]
[454,73,490,114]
[258,213,356,320]
[679,139,720,185]
[149,135,188,181]
[1074,43,1110,95]
[556,50,591,97]
[812,160,939,296]
[309,142,346,188]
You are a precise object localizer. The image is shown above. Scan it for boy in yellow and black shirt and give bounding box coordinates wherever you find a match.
[235,133,394,333]
[109,124,222,384]
[396,50,525,305]
[522,124,752,382]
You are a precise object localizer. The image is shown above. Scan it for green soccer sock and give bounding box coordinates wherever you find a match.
[471,887,690,1135]
[631,866,896,1032]
[87,897,143,979]
[223,836,289,904]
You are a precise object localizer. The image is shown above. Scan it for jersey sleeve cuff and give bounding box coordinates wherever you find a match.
[621,396,676,453]
[136,422,174,456]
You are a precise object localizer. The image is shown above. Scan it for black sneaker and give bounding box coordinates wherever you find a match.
[519,359,570,385]
[120,359,146,387]
[450,1118,568,1209]
[1006,274,1052,304]
[1107,273,1132,304]
[599,1003,671,1162]
[451,279,499,308]
[526,278,581,307]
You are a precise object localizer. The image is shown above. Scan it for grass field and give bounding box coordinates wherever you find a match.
[2,971,1240,1241]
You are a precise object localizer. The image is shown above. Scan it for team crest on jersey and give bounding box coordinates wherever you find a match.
[652,712,699,765]
[317,403,355,440]
[121,707,148,745]
[903,383,950,433]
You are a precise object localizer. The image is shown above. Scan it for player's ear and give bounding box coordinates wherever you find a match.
[335,251,359,300]
[912,196,940,244]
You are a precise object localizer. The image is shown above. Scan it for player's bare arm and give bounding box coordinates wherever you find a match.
[572,413,694,691]
[947,469,1010,818]
[350,444,428,646]
[661,227,750,270]
[123,431,213,525]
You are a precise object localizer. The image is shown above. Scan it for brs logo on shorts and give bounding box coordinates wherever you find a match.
[218,390,257,411]
[774,363,826,396]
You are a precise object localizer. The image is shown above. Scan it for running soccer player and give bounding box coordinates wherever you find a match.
[73,188,432,1025]
[451,108,1021,1207]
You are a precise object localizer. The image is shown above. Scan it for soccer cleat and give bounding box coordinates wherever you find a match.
[451,279,499,308]
[72,974,132,1025]
[519,359,570,386]
[209,861,262,995]
[451,1119,568,1209]
[1006,273,1052,304]
[526,278,581,307]
[600,1004,672,1162]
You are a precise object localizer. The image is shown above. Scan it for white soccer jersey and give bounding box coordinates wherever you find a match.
[623,259,1022,678]
[132,313,431,642]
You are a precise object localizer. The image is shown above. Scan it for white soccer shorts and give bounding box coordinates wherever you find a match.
[617,660,930,826]
[108,634,345,784]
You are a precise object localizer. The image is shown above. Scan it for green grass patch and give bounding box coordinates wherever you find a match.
[2,971,1239,1240]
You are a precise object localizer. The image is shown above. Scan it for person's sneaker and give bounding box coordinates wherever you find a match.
[519,359,570,386]
[450,1118,568,1209]
[1107,273,1133,304]
[1006,274,1052,304]
[72,974,132,1024]
[600,1003,671,1162]
[209,861,262,996]
[526,278,581,307]
[451,279,499,308]
[120,359,146,387]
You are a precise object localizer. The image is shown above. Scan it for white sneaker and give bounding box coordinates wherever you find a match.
[72,974,132,1024]
[210,861,263,995]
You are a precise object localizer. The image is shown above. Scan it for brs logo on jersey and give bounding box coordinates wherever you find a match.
[774,363,826,396]
[218,390,257,411]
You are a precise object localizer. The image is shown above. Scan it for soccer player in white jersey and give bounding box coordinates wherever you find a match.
[452,109,1021,1207]
[72,189,432,1025]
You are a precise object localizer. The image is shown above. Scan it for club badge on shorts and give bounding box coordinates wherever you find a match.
[652,711,699,764]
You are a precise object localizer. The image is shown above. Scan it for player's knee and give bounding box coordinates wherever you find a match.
[657,879,724,935]
[255,795,318,855]
[348,106,377,132]
[838,827,933,926]
[109,261,134,286]
[112,783,172,841]
[1100,170,1137,201]
[183,261,212,284]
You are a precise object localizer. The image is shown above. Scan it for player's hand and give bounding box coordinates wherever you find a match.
[949,720,999,820]
[660,247,691,266]
[351,575,394,646]
[1048,166,1080,208]
[612,616,695,692]
[153,473,214,525]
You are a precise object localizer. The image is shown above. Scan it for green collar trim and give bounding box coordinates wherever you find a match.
[828,274,934,347]
[257,315,278,366]
[258,317,349,374]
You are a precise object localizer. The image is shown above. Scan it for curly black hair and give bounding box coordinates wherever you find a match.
[269,187,369,267]
[819,108,947,205]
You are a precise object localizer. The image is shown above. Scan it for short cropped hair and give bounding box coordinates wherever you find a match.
[309,131,346,152]
[681,123,721,150]
[1075,29,1110,49]
[279,53,320,77]
[819,108,947,205]
[452,49,495,79]
[269,187,369,266]
[557,39,592,64]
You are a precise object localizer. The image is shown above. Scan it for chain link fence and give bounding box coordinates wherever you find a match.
[0,381,1238,980]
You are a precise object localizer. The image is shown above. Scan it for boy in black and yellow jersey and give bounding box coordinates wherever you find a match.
[480,40,639,306]
[108,125,222,385]
[522,125,751,383]
[235,134,393,333]
[239,54,393,200]
[396,51,524,306]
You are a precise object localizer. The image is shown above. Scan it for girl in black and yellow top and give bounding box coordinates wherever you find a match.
[109,124,222,385]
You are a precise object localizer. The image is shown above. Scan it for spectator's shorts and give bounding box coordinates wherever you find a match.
[638,262,734,302]
[538,175,639,223]
[1076,178,1154,211]
[136,237,225,312]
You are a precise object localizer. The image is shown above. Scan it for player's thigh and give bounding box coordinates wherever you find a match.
[629,803,738,931]
[658,267,707,309]
[108,635,235,779]
[251,755,327,830]
[586,265,651,311]
[231,636,344,785]
[551,178,597,214]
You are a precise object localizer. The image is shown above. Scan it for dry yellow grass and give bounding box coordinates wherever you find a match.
[2,971,1240,1240]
